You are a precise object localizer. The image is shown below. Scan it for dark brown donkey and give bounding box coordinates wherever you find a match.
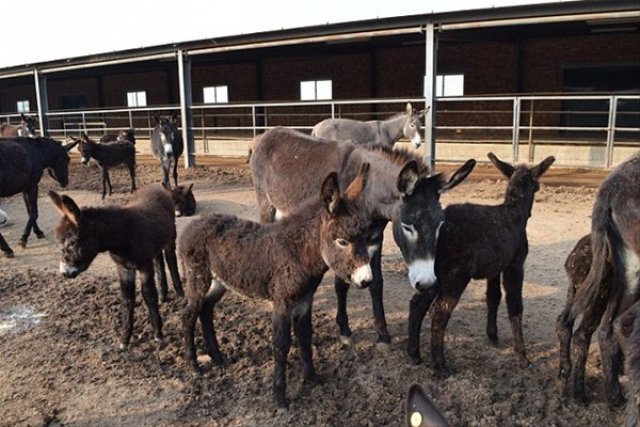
[76,132,136,199]
[0,137,77,257]
[250,127,475,349]
[556,152,640,406]
[407,153,555,375]
[180,164,373,410]
[49,184,183,348]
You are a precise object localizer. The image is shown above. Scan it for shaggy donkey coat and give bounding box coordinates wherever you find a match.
[49,184,183,348]
[406,153,555,375]
[180,165,373,409]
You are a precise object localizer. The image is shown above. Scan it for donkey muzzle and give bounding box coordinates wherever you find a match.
[350,264,373,289]
[408,258,437,292]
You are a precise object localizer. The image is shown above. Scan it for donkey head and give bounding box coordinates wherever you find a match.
[166,182,196,217]
[44,139,74,188]
[319,163,373,289]
[488,152,555,216]
[76,132,95,166]
[19,113,37,137]
[154,113,180,159]
[49,190,99,278]
[393,158,476,292]
[402,102,428,149]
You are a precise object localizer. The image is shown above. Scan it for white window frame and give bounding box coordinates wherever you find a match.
[16,100,30,113]
[203,85,229,104]
[300,79,333,101]
[126,91,147,107]
[436,74,465,97]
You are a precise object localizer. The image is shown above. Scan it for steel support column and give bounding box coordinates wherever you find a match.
[423,22,438,170]
[33,69,49,137]
[178,50,195,167]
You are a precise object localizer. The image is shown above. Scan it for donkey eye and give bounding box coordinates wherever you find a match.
[401,222,418,242]
[336,238,349,248]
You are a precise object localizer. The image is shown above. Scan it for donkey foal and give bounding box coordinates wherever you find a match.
[407,153,555,375]
[180,165,373,410]
[49,184,183,348]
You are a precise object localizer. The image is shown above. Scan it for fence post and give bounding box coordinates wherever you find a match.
[605,95,617,168]
[526,100,535,162]
[512,97,521,163]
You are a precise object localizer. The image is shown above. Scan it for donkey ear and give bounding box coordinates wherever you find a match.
[154,115,161,124]
[171,113,179,124]
[439,158,476,193]
[21,113,26,120]
[488,152,514,178]
[530,156,555,179]
[419,106,430,118]
[320,172,341,215]
[397,160,420,197]
[48,190,81,226]
[405,102,412,115]
[344,162,370,201]
[188,182,194,191]
[65,138,80,152]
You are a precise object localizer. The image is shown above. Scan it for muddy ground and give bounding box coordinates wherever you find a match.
[0,158,626,426]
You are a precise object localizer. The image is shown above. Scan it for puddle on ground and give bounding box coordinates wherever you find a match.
[0,306,46,336]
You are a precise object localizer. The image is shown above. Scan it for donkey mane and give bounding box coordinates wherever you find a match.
[367,144,429,172]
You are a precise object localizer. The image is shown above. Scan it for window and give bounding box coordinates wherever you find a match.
[16,100,30,113]
[436,74,464,97]
[203,85,229,103]
[300,80,332,101]
[127,91,147,107]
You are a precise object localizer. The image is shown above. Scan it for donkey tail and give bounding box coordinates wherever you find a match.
[571,205,621,317]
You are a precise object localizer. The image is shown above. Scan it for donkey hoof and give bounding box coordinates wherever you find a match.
[407,353,422,365]
[35,231,45,239]
[303,372,324,386]
[339,335,354,346]
[376,342,391,352]
[18,239,27,249]
[3,250,14,258]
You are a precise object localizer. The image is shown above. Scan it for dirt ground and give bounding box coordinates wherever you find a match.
[0,158,626,426]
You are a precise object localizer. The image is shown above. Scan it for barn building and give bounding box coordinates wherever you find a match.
[0,0,638,168]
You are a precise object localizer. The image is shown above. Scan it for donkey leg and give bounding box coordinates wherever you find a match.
[105,169,113,197]
[183,297,203,371]
[486,275,502,344]
[568,302,606,403]
[431,292,462,377]
[335,277,353,344]
[139,263,164,344]
[117,266,136,349]
[0,233,14,258]
[555,305,576,393]
[503,265,531,368]
[199,282,226,365]
[128,161,136,192]
[164,243,184,297]
[272,303,292,410]
[154,253,169,302]
[407,289,438,365]
[100,168,109,199]
[599,296,626,407]
[293,295,322,384]
[20,188,40,246]
[173,158,179,187]
[368,243,391,347]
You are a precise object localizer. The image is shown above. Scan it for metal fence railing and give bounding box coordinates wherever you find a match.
[1,95,638,168]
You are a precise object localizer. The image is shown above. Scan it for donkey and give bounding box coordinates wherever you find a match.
[250,127,475,348]
[180,164,373,409]
[558,152,640,406]
[0,137,77,257]
[165,183,196,217]
[615,300,640,426]
[406,153,555,375]
[151,114,183,188]
[49,184,183,348]
[406,384,449,427]
[100,128,136,145]
[76,132,136,199]
[0,113,37,138]
[311,102,426,149]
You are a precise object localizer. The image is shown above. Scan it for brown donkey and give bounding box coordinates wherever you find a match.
[49,184,183,348]
[180,164,373,410]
